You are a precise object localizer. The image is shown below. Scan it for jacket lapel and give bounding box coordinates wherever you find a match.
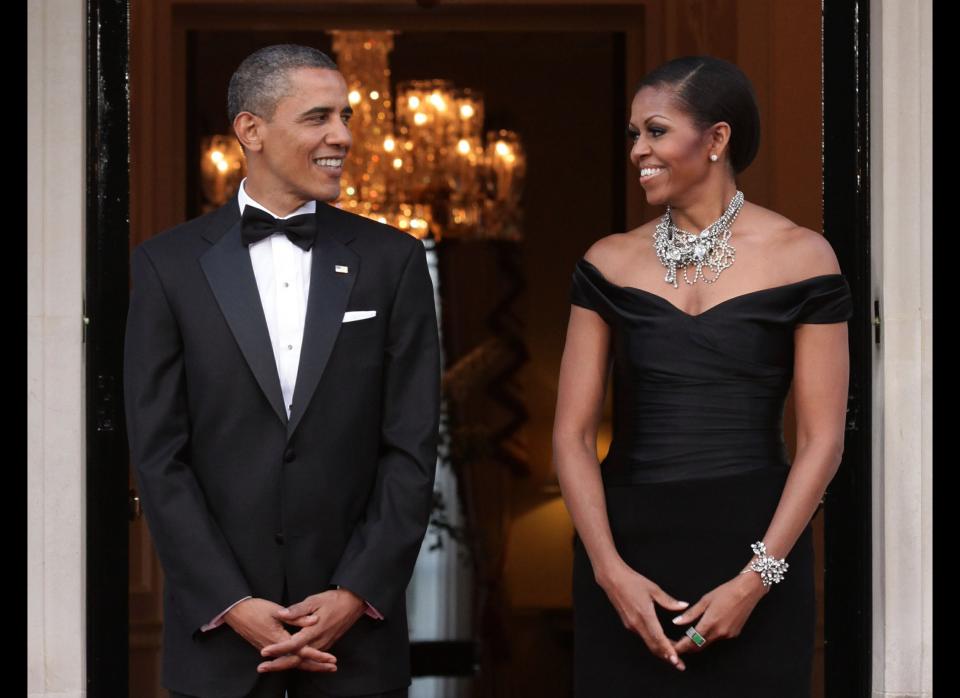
[287,204,360,437]
[199,203,288,426]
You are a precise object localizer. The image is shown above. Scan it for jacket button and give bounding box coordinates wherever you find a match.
[274,533,285,545]
[283,448,295,463]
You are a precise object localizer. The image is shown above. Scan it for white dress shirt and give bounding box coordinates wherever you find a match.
[238,179,315,418]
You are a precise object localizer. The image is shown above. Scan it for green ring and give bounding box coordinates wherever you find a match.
[685,627,706,647]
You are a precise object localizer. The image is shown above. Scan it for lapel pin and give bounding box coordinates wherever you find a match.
[335,265,349,274]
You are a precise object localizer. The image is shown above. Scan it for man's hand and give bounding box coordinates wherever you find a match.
[260,588,367,670]
[224,597,337,674]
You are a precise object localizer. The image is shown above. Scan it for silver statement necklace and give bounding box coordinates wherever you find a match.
[653,190,744,288]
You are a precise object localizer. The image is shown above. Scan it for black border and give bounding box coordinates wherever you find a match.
[822,0,872,695]
[85,0,130,695]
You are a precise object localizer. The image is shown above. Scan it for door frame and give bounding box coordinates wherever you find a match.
[85,2,873,695]
[822,1,873,695]
[85,0,131,695]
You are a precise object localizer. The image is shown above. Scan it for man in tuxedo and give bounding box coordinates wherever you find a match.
[124,44,440,698]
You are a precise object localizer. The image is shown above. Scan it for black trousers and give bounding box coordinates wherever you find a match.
[170,680,408,698]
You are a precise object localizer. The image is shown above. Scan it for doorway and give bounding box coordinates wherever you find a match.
[85,2,872,696]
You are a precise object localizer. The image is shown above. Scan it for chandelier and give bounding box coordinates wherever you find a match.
[331,30,525,240]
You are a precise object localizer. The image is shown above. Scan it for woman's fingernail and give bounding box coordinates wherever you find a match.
[678,601,690,608]
[673,615,684,624]
[670,655,678,665]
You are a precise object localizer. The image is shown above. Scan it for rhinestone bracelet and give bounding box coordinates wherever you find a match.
[739,541,789,588]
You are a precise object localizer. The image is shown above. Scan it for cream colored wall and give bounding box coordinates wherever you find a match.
[870,1,933,697]
[27,0,87,696]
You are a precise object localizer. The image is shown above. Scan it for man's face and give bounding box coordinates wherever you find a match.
[250,67,353,204]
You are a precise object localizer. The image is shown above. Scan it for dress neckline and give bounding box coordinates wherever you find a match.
[578,257,845,320]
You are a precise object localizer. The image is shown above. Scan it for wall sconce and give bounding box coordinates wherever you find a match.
[200,135,245,211]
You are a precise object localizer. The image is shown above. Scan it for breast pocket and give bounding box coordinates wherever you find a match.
[334,312,384,367]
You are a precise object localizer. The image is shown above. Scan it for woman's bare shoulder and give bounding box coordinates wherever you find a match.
[781,225,842,277]
[583,232,631,267]
[742,203,841,277]
[582,221,658,273]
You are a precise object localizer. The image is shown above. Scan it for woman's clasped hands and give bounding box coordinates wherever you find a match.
[599,561,768,672]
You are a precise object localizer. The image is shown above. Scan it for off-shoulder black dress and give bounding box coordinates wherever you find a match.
[569,257,853,698]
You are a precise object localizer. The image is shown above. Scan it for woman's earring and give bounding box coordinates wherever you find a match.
[710,153,719,162]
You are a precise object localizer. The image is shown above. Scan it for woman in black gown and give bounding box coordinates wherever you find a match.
[553,56,852,697]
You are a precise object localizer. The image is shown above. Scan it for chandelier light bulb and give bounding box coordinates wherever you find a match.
[383,137,396,152]
[457,139,471,155]
[349,90,362,105]
[408,95,421,110]
[459,104,475,119]
[210,150,224,163]
[495,141,510,157]
[414,112,428,126]
[429,92,446,110]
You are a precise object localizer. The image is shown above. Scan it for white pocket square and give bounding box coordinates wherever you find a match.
[343,310,377,323]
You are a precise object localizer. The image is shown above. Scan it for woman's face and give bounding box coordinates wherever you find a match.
[627,86,716,207]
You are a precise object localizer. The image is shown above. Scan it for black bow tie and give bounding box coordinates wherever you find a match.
[241,206,317,251]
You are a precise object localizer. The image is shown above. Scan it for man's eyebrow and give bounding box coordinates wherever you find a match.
[297,105,354,120]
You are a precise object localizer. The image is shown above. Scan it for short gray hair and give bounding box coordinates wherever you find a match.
[227,44,338,123]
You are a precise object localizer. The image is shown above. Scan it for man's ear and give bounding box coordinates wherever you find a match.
[233,112,263,153]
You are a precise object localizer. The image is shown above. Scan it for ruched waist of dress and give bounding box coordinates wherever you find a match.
[600,428,791,485]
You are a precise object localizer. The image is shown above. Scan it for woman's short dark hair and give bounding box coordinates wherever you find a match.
[636,56,761,175]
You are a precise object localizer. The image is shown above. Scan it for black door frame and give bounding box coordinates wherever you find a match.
[822,1,873,695]
[84,1,873,695]
[85,0,130,695]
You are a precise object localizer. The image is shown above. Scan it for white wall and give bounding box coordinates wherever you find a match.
[27,0,87,696]
[870,1,933,697]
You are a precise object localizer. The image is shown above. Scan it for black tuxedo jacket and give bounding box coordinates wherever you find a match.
[123,198,440,697]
